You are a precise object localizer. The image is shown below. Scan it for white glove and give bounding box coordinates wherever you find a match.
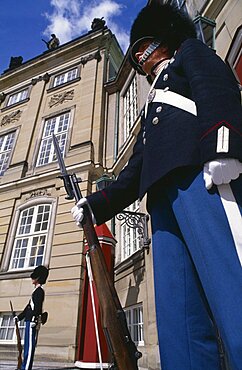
[203,158,242,190]
[13,316,19,322]
[71,197,96,227]
[30,321,36,328]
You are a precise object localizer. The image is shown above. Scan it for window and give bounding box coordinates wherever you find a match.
[7,88,29,107]
[0,132,15,175]
[9,204,52,270]
[37,111,70,166]
[125,304,144,346]
[53,67,78,87]
[226,27,242,86]
[0,314,24,342]
[123,77,138,142]
[121,201,142,260]
[107,56,118,81]
[194,15,216,49]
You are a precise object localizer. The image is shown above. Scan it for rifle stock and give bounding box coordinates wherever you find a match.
[52,134,142,370]
[10,301,22,369]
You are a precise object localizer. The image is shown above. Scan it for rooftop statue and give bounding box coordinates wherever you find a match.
[91,17,106,32]
[42,34,60,50]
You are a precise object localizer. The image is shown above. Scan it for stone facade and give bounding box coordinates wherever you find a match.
[0,1,241,369]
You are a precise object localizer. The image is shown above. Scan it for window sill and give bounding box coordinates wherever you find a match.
[0,269,35,280]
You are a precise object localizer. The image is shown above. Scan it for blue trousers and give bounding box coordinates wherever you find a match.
[21,321,36,370]
[149,168,242,370]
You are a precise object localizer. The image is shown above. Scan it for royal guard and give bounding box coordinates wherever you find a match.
[72,3,242,369]
[13,265,49,370]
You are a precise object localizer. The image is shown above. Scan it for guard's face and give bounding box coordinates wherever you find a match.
[135,40,170,75]
[32,278,39,286]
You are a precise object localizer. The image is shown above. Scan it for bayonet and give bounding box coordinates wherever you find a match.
[52,133,79,200]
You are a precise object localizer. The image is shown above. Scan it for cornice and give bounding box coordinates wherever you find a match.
[0,28,113,89]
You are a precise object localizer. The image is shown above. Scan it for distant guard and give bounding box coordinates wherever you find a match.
[14,265,49,370]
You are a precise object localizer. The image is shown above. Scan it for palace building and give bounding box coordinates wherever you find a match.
[0,1,241,369]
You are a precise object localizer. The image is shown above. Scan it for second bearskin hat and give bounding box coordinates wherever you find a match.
[30,265,49,285]
[129,2,197,74]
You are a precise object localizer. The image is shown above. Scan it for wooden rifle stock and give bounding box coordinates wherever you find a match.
[52,134,142,369]
[10,301,22,370]
[82,206,141,369]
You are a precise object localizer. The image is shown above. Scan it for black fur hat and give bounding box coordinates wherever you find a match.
[129,2,197,73]
[30,265,49,285]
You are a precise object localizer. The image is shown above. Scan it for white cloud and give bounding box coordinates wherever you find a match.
[43,0,129,51]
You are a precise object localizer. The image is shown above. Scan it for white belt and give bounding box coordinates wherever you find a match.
[145,88,197,117]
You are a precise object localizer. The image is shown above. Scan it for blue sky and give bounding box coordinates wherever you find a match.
[0,0,148,74]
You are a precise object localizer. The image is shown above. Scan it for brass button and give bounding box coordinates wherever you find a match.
[156,106,163,113]
[163,74,169,81]
[147,89,156,103]
[152,117,159,125]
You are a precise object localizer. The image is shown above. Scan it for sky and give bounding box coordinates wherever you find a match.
[0,0,148,74]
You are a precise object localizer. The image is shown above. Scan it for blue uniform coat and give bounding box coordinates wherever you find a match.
[87,38,242,223]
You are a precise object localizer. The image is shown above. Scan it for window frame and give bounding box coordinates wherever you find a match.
[120,200,142,261]
[53,67,79,88]
[107,54,119,82]
[9,203,52,271]
[124,304,144,347]
[0,130,16,176]
[36,110,71,168]
[226,27,242,87]
[122,75,138,143]
[1,196,57,274]
[4,87,31,109]
[0,313,25,344]
[48,65,81,91]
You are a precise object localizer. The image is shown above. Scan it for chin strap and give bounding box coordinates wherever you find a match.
[138,40,161,67]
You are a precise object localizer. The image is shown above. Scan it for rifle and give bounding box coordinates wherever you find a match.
[10,301,22,370]
[52,134,142,370]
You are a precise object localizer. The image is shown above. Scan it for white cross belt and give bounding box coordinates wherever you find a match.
[145,89,197,118]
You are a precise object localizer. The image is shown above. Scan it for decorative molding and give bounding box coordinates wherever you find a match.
[49,89,74,108]
[25,189,51,200]
[1,109,22,126]
[31,73,50,85]
[80,50,102,65]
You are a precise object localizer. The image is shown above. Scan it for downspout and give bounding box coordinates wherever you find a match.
[111,91,120,236]
[113,91,120,161]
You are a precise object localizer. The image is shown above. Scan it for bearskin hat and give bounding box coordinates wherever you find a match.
[30,265,49,285]
[129,2,197,74]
